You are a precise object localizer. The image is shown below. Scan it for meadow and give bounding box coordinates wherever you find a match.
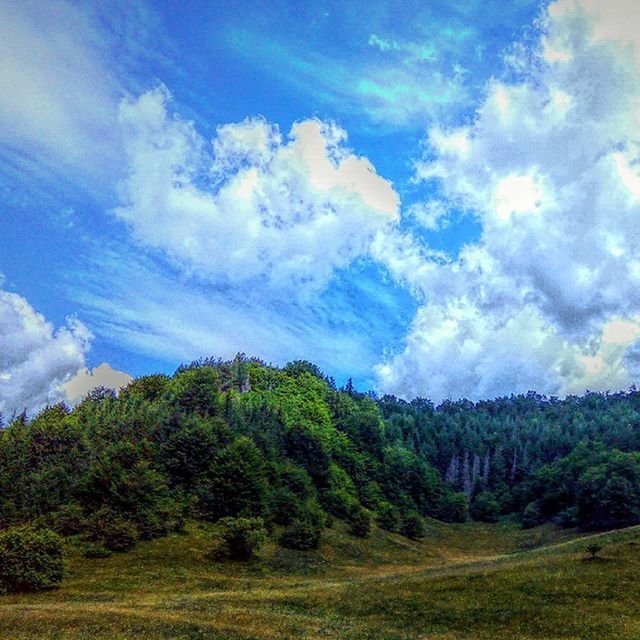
[2,519,639,640]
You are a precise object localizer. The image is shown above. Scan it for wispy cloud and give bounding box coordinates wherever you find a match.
[71,245,414,387]
[221,1,541,129]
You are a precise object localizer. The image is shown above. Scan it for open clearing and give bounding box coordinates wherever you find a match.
[2,520,640,640]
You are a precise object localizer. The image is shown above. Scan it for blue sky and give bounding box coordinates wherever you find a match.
[2,0,640,415]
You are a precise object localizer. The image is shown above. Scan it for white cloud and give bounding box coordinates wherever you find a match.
[407,200,451,231]
[115,86,399,292]
[62,363,133,404]
[376,0,640,401]
[0,290,92,418]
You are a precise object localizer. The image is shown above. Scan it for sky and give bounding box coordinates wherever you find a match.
[2,0,640,417]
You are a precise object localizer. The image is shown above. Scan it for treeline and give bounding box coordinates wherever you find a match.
[380,389,640,529]
[0,356,466,577]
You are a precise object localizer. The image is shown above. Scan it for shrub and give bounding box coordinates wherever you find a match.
[585,542,604,559]
[376,501,401,532]
[278,502,324,550]
[470,491,500,523]
[197,438,267,522]
[321,488,354,519]
[278,465,314,500]
[49,503,86,536]
[521,501,542,529]
[556,506,579,528]
[347,503,372,538]
[438,492,468,523]
[400,512,425,540]
[0,526,65,594]
[268,488,303,526]
[136,511,169,541]
[87,508,138,552]
[209,517,267,560]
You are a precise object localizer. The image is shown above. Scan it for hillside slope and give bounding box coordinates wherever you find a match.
[2,520,639,640]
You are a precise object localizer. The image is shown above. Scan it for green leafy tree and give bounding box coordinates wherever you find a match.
[197,437,267,521]
[470,491,501,523]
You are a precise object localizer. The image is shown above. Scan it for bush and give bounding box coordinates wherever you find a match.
[0,526,65,594]
[49,503,86,536]
[376,501,401,532]
[268,488,303,526]
[136,510,169,541]
[278,502,324,550]
[470,491,500,523]
[521,501,542,529]
[438,492,468,523]
[556,506,579,527]
[209,517,267,560]
[197,438,267,522]
[347,503,372,538]
[87,508,138,552]
[585,542,604,559]
[400,512,425,540]
[321,488,354,519]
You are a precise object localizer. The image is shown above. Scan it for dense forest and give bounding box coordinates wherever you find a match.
[2,355,640,591]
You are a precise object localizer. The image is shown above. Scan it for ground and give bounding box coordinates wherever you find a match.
[2,519,640,639]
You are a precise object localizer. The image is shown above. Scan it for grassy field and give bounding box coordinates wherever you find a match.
[1,519,640,640]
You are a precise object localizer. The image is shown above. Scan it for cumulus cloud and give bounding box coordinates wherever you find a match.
[0,290,92,418]
[376,0,640,401]
[115,86,399,292]
[62,363,133,404]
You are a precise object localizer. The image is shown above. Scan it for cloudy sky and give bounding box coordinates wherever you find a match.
[2,0,640,416]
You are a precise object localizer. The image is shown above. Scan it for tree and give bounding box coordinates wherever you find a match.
[376,501,401,532]
[197,437,267,521]
[347,503,372,537]
[278,501,325,550]
[470,491,500,523]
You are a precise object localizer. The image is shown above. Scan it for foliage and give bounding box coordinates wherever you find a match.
[87,508,138,552]
[376,501,401,532]
[437,492,468,523]
[5,354,640,595]
[0,526,65,594]
[470,491,501,523]
[209,517,267,560]
[400,512,426,540]
[347,503,372,538]
[278,501,324,550]
[196,437,267,521]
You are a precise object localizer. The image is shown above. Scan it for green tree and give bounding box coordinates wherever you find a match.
[197,437,267,521]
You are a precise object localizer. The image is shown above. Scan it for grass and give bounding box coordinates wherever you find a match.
[2,519,640,639]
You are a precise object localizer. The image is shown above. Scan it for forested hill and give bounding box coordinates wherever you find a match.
[2,355,640,572]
